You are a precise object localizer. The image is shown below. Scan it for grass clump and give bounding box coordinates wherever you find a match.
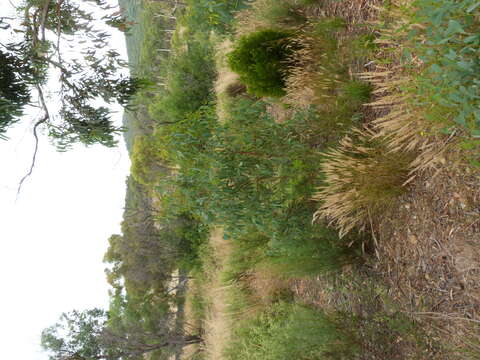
[228,29,296,97]
[235,0,308,35]
[284,17,348,108]
[225,302,358,360]
[313,128,414,237]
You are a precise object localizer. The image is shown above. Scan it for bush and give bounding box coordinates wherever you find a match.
[225,302,358,360]
[228,29,295,97]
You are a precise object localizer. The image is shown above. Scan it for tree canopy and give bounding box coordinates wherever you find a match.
[41,307,202,360]
[0,0,142,149]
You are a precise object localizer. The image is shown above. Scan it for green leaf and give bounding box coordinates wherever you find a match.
[467,2,480,13]
[469,159,480,167]
[429,64,442,73]
[464,34,479,43]
[460,140,476,150]
[445,19,466,35]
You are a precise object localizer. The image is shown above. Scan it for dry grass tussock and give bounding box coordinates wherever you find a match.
[284,0,381,108]
[248,266,292,305]
[313,0,458,237]
[284,29,343,109]
[213,39,240,124]
[202,228,232,360]
[313,128,414,237]
[359,0,460,172]
[361,68,457,176]
[234,0,307,36]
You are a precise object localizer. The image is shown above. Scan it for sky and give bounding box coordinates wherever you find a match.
[0,1,130,359]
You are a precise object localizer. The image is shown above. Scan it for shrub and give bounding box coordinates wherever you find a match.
[313,128,414,237]
[225,302,358,360]
[227,29,296,97]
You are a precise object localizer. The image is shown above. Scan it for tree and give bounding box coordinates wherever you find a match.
[0,0,147,190]
[41,308,202,360]
[0,50,32,138]
[130,135,174,185]
[1,0,143,146]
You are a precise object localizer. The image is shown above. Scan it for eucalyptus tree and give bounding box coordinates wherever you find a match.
[41,308,202,360]
[0,0,144,189]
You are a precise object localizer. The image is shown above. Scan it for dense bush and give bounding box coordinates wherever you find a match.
[228,29,295,97]
[225,302,358,360]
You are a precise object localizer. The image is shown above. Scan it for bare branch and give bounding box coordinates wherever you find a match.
[38,0,51,42]
[16,85,50,196]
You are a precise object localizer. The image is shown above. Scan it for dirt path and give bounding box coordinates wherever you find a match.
[203,227,232,360]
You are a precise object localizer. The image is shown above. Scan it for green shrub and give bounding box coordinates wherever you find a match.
[225,302,358,360]
[228,29,296,97]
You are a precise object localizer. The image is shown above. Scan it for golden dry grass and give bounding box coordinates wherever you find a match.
[312,0,459,237]
[313,128,414,237]
[360,69,455,176]
[213,38,240,124]
[284,31,340,109]
[234,0,305,36]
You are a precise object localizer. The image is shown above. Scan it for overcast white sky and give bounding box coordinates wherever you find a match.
[0,1,130,359]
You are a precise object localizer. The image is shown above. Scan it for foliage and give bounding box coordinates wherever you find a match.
[130,135,172,185]
[0,0,142,148]
[185,0,250,34]
[0,50,31,137]
[225,302,358,360]
[158,97,361,276]
[228,29,296,97]
[41,307,201,360]
[404,0,480,137]
[150,38,216,123]
[41,309,107,360]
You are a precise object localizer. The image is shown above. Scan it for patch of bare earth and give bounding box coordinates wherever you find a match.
[375,154,480,355]
[203,228,232,360]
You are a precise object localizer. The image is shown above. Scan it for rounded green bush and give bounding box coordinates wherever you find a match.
[227,29,295,98]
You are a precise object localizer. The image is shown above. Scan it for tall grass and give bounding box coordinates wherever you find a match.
[225,302,358,360]
[285,18,347,108]
[235,0,308,35]
[313,128,414,237]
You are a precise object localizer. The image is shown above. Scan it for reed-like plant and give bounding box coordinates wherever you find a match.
[234,0,308,36]
[313,128,414,237]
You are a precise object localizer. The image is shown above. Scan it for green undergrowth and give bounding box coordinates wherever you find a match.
[387,0,480,162]
[225,302,358,360]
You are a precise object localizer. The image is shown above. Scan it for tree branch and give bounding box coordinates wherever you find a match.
[38,0,51,42]
[16,85,50,196]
